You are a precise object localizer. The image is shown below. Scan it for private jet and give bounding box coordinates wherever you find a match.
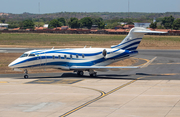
[8,27,165,78]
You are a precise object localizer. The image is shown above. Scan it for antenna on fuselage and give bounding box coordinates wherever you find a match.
[84,46,86,48]
[52,47,54,49]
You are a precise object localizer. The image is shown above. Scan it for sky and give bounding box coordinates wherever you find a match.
[1,0,180,14]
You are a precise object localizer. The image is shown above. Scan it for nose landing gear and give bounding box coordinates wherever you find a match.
[24,69,28,79]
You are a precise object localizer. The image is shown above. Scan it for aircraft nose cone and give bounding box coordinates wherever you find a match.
[8,63,13,68]
[8,60,16,68]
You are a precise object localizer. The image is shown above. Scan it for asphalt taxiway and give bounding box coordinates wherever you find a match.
[0,49,180,117]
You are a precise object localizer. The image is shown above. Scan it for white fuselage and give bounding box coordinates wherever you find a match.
[8,48,138,71]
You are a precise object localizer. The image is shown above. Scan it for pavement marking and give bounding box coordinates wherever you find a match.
[35,80,54,83]
[73,86,106,96]
[0,81,8,83]
[137,58,150,66]
[26,79,83,84]
[132,57,150,66]
[151,63,180,65]
[53,79,83,84]
[59,76,147,117]
[162,73,180,75]
[0,50,6,52]
[23,102,48,112]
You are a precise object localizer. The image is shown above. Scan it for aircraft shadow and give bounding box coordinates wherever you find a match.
[14,72,180,80]
[60,73,136,80]
[20,73,135,80]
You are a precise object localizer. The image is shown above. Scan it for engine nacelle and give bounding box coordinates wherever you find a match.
[102,49,107,58]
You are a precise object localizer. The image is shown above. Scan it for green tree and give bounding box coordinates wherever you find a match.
[105,22,119,29]
[92,17,103,25]
[126,21,134,25]
[48,19,63,28]
[57,18,66,26]
[157,25,165,29]
[34,22,44,27]
[1,18,5,23]
[8,21,19,28]
[150,22,157,29]
[21,20,35,29]
[98,21,105,29]
[161,15,174,29]
[68,18,81,28]
[172,18,180,30]
[80,17,93,29]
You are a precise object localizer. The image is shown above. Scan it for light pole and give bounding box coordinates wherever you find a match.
[128,0,130,22]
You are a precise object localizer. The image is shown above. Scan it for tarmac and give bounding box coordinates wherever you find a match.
[0,49,180,117]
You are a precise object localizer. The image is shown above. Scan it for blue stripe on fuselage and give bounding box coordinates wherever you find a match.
[14,50,135,68]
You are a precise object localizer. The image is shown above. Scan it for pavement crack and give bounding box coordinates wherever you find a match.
[164,98,180,117]
[106,76,163,117]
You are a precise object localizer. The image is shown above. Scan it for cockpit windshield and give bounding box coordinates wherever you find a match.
[29,54,35,57]
[20,54,28,58]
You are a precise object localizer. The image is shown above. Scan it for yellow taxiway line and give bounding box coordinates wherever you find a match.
[0,81,8,83]
[60,76,147,117]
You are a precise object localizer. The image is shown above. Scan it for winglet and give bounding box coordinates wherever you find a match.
[140,57,157,68]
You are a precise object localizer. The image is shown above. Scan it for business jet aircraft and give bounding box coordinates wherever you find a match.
[8,27,165,79]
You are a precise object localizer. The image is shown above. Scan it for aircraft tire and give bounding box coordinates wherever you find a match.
[90,73,97,77]
[77,71,84,76]
[93,73,97,77]
[79,71,84,76]
[24,75,28,79]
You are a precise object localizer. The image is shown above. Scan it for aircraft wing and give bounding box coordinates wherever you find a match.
[69,57,157,70]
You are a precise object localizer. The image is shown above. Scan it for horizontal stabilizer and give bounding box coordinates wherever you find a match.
[133,30,167,34]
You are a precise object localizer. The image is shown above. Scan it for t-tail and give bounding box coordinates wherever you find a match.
[111,27,166,51]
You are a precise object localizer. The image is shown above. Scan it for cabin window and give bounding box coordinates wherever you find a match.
[70,55,72,59]
[53,55,55,59]
[82,54,85,58]
[58,55,61,59]
[76,54,78,58]
[20,54,28,58]
[29,54,35,57]
[64,55,67,59]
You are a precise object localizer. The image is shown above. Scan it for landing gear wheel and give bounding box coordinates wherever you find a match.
[77,71,84,76]
[24,69,29,79]
[79,71,84,76]
[24,75,28,79]
[90,73,97,77]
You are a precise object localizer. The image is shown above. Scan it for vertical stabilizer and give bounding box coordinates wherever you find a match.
[111,27,166,51]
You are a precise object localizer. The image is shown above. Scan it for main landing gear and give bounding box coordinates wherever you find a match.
[24,69,29,79]
[76,70,97,77]
[77,71,84,76]
[89,72,97,77]
[89,69,97,77]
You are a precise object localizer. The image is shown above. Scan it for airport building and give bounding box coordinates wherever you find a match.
[134,23,151,28]
[0,23,9,29]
